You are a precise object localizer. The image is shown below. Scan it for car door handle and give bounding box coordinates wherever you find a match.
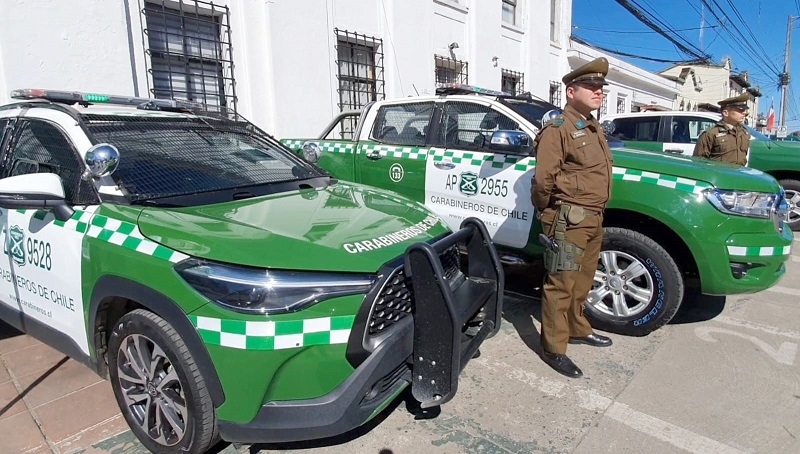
[366,152,383,160]
[664,149,684,154]
[434,161,455,169]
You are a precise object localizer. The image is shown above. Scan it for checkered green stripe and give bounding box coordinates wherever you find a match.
[189,315,355,350]
[727,245,792,257]
[429,148,536,171]
[612,167,711,194]
[19,209,188,263]
[84,214,188,263]
[359,143,427,160]
[281,139,356,154]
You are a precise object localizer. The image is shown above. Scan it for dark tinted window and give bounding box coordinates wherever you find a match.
[440,102,520,149]
[609,117,660,142]
[6,120,96,204]
[370,102,434,146]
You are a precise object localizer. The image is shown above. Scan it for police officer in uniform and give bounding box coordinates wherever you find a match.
[692,93,751,166]
[531,57,614,378]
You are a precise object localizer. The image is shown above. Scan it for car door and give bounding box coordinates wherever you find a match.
[663,115,718,157]
[355,101,435,203]
[425,100,535,249]
[0,118,97,355]
[607,116,665,153]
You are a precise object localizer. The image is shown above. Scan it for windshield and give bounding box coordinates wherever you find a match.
[83,115,326,202]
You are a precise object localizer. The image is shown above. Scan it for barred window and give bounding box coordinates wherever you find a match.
[549,81,562,106]
[598,91,608,117]
[335,29,385,139]
[502,0,518,26]
[617,96,626,114]
[501,70,524,96]
[142,1,237,113]
[435,55,468,85]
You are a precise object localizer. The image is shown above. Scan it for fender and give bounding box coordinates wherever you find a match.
[88,275,225,407]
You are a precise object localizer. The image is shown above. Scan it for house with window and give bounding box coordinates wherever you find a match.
[0,0,687,137]
[0,0,576,139]
[659,57,761,126]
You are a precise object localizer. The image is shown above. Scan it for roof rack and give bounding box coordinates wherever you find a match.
[9,88,205,113]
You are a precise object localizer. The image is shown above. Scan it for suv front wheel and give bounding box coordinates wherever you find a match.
[583,228,684,336]
[108,309,218,453]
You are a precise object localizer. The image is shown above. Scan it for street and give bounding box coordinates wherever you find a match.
[2,238,799,453]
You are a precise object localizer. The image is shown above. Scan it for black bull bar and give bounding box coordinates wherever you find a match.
[404,217,504,408]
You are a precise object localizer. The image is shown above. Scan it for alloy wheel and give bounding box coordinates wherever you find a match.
[586,250,654,318]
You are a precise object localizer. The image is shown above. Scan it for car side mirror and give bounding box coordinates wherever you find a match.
[488,130,532,154]
[0,173,74,221]
[83,143,120,179]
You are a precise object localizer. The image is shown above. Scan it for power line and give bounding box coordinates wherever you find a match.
[573,24,719,34]
[613,0,711,61]
[571,35,706,64]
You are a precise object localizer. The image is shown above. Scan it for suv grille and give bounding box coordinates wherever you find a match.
[367,246,462,336]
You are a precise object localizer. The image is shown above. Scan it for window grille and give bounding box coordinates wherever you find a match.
[599,92,608,117]
[549,81,562,106]
[502,0,517,25]
[141,0,237,113]
[617,96,626,114]
[501,70,524,96]
[334,28,385,140]
[435,55,468,85]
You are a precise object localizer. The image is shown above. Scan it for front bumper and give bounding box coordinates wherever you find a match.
[701,222,793,295]
[217,217,503,443]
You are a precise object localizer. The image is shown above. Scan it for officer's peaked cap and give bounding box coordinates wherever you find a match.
[562,57,610,86]
[718,93,750,109]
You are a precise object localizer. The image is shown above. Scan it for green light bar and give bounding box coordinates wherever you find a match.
[9,88,203,111]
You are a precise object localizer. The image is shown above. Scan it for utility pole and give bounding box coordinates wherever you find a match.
[779,16,797,128]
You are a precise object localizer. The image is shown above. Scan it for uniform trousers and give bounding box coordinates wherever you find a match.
[539,207,604,355]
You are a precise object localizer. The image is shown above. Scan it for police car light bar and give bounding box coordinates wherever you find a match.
[9,88,204,111]
[434,83,511,97]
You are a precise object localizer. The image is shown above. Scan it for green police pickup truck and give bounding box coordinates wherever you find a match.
[602,110,800,230]
[0,89,503,453]
[283,84,793,338]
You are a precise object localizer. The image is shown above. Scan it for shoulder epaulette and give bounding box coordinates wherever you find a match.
[543,117,565,128]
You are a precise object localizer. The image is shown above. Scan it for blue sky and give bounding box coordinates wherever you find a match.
[572,0,800,131]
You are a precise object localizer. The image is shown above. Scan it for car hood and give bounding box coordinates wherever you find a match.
[612,147,782,193]
[137,182,449,273]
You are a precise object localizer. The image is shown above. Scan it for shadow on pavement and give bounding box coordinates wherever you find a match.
[668,289,727,325]
[0,320,23,341]
[0,355,69,418]
[242,389,413,453]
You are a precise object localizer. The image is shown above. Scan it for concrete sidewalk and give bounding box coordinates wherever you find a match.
[0,322,131,453]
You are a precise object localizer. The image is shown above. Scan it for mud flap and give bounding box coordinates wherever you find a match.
[404,217,503,408]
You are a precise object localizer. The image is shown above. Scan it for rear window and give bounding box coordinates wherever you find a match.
[609,117,661,142]
[370,102,434,146]
[82,114,324,202]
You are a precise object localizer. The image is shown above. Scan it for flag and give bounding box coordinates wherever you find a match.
[767,102,775,132]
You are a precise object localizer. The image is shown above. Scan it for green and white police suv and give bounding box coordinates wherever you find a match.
[283,84,793,338]
[601,110,800,230]
[0,89,503,453]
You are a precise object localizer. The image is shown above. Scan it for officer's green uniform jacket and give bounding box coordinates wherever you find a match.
[692,121,750,166]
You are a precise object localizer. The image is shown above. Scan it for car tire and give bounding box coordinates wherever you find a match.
[582,227,684,337]
[108,309,218,454]
[779,179,800,231]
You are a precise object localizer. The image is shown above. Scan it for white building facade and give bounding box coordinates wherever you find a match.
[567,39,678,119]
[0,0,577,138]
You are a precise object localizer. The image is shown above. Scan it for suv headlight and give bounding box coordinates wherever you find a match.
[176,259,376,314]
[703,189,778,219]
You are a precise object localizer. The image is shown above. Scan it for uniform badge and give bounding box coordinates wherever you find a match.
[571,130,587,139]
[715,132,727,138]
[576,120,585,129]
